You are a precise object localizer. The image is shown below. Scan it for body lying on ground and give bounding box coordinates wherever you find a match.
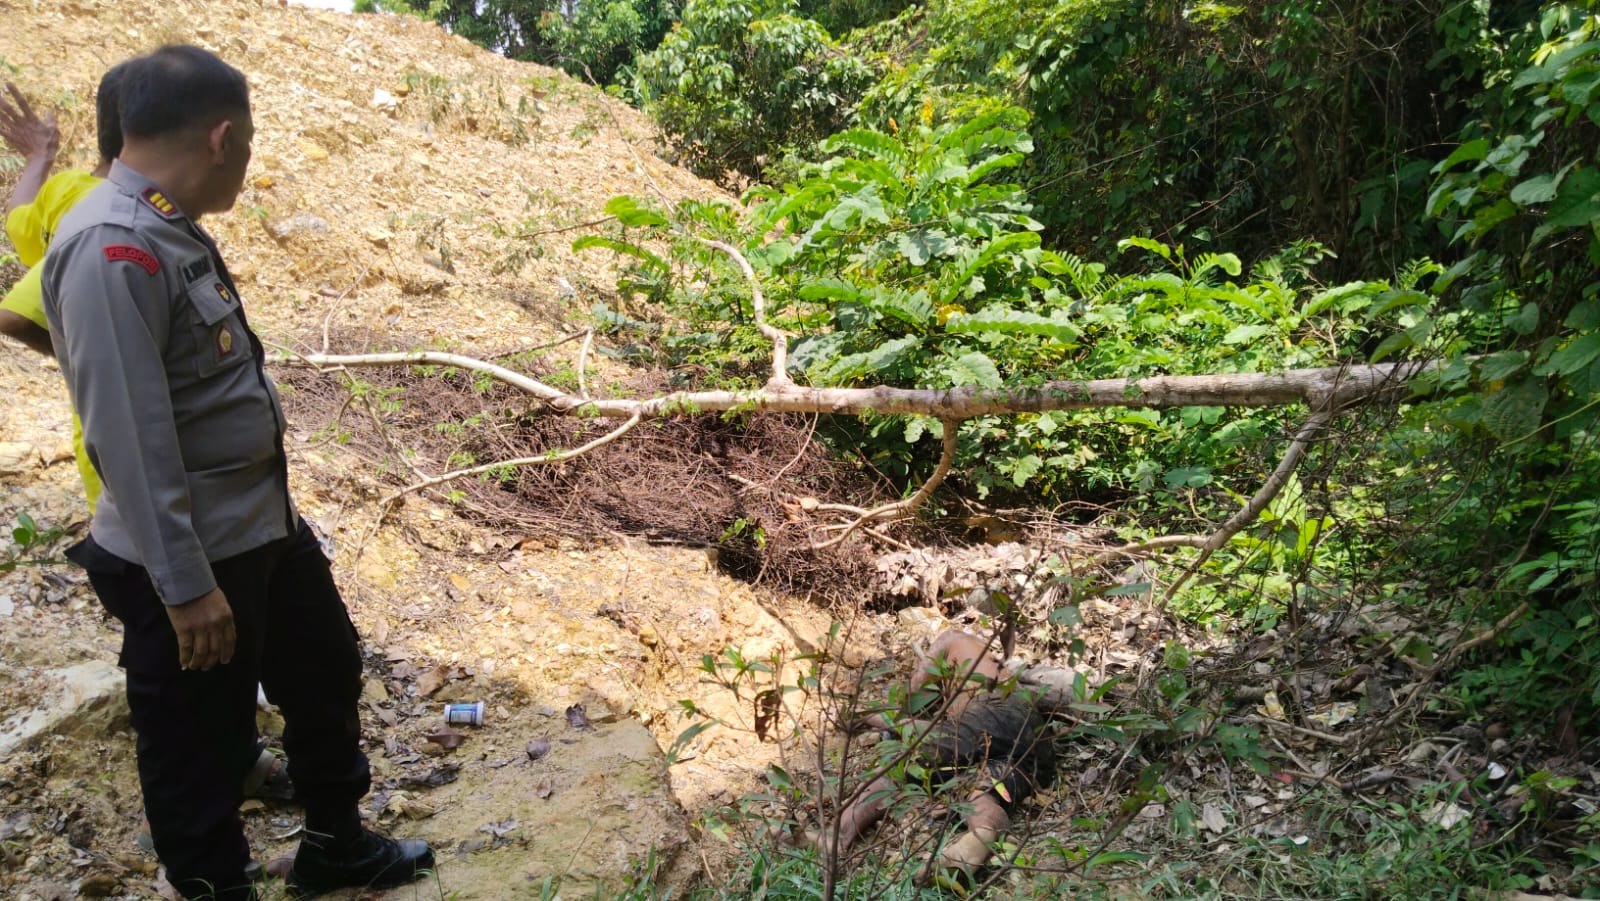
[809,629,1058,880]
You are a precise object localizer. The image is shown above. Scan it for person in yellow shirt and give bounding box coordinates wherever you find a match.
[0,71,126,510]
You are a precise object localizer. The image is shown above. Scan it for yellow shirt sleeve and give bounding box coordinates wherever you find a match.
[0,264,98,512]
[4,204,48,267]
[0,264,47,329]
[4,170,103,268]
[2,171,104,515]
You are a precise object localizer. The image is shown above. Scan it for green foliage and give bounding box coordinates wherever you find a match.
[389,0,676,85]
[623,0,1574,278]
[576,110,1395,511]
[1,512,65,574]
[562,5,1600,896]
[354,0,444,15]
[633,0,873,179]
[541,0,679,85]
[793,0,909,35]
[1367,6,1600,736]
[1194,785,1544,900]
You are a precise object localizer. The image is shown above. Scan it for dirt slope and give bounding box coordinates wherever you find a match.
[2,0,718,346]
[0,2,865,898]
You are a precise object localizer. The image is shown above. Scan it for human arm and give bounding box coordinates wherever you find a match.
[918,630,1010,690]
[1,265,56,356]
[0,309,52,356]
[45,227,233,668]
[0,83,59,213]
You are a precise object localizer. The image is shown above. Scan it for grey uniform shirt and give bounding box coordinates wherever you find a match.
[42,161,295,605]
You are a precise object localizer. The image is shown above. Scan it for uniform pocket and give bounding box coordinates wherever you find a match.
[186,280,253,378]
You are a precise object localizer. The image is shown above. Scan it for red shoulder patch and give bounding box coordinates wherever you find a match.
[103,245,161,276]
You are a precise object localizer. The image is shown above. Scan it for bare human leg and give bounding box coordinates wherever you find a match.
[936,790,1011,874]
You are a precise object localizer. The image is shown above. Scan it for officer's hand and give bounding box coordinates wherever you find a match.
[0,83,59,162]
[166,588,237,671]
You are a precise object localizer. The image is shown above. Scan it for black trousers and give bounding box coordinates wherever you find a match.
[70,519,371,899]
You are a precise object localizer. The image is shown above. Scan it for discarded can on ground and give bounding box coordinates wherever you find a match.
[443,701,485,727]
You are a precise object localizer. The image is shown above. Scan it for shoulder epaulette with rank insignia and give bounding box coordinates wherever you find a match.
[140,186,181,219]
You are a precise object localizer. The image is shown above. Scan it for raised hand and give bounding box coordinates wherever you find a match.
[0,82,60,163]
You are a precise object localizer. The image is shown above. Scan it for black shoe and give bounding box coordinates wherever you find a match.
[285,830,435,898]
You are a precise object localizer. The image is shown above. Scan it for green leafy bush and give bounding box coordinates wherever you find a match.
[576,109,1391,508]
[633,0,873,179]
[1,512,65,574]
[384,0,676,85]
[1363,5,1600,734]
[541,0,680,85]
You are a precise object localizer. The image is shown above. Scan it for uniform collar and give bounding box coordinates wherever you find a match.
[109,160,190,222]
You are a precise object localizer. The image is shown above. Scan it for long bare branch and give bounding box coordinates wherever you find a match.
[1092,534,1211,565]
[278,350,571,403]
[1359,600,1532,741]
[698,238,793,388]
[268,349,1446,566]
[1204,407,1337,552]
[275,352,1438,420]
[1161,406,1338,601]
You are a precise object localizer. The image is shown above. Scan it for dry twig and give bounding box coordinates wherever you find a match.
[377,412,644,509]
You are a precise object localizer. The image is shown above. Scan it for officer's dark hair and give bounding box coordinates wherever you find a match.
[95,61,131,163]
[118,45,249,141]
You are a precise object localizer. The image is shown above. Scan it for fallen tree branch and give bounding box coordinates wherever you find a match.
[1087,405,1336,586]
[813,419,959,550]
[274,352,1436,420]
[269,348,1445,570]
[1161,406,1338,602]
[1359,600,1533,741]
[1202,407,1337,553]
[280,350,570,403]
[1092,534,1210,565]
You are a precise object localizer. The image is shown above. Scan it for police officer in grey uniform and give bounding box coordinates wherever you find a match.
[41,45,433,899]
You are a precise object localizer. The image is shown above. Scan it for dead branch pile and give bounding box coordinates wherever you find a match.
[279,350,886,603]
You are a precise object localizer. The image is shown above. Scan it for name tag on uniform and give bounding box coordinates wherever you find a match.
[181,257,214,284]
